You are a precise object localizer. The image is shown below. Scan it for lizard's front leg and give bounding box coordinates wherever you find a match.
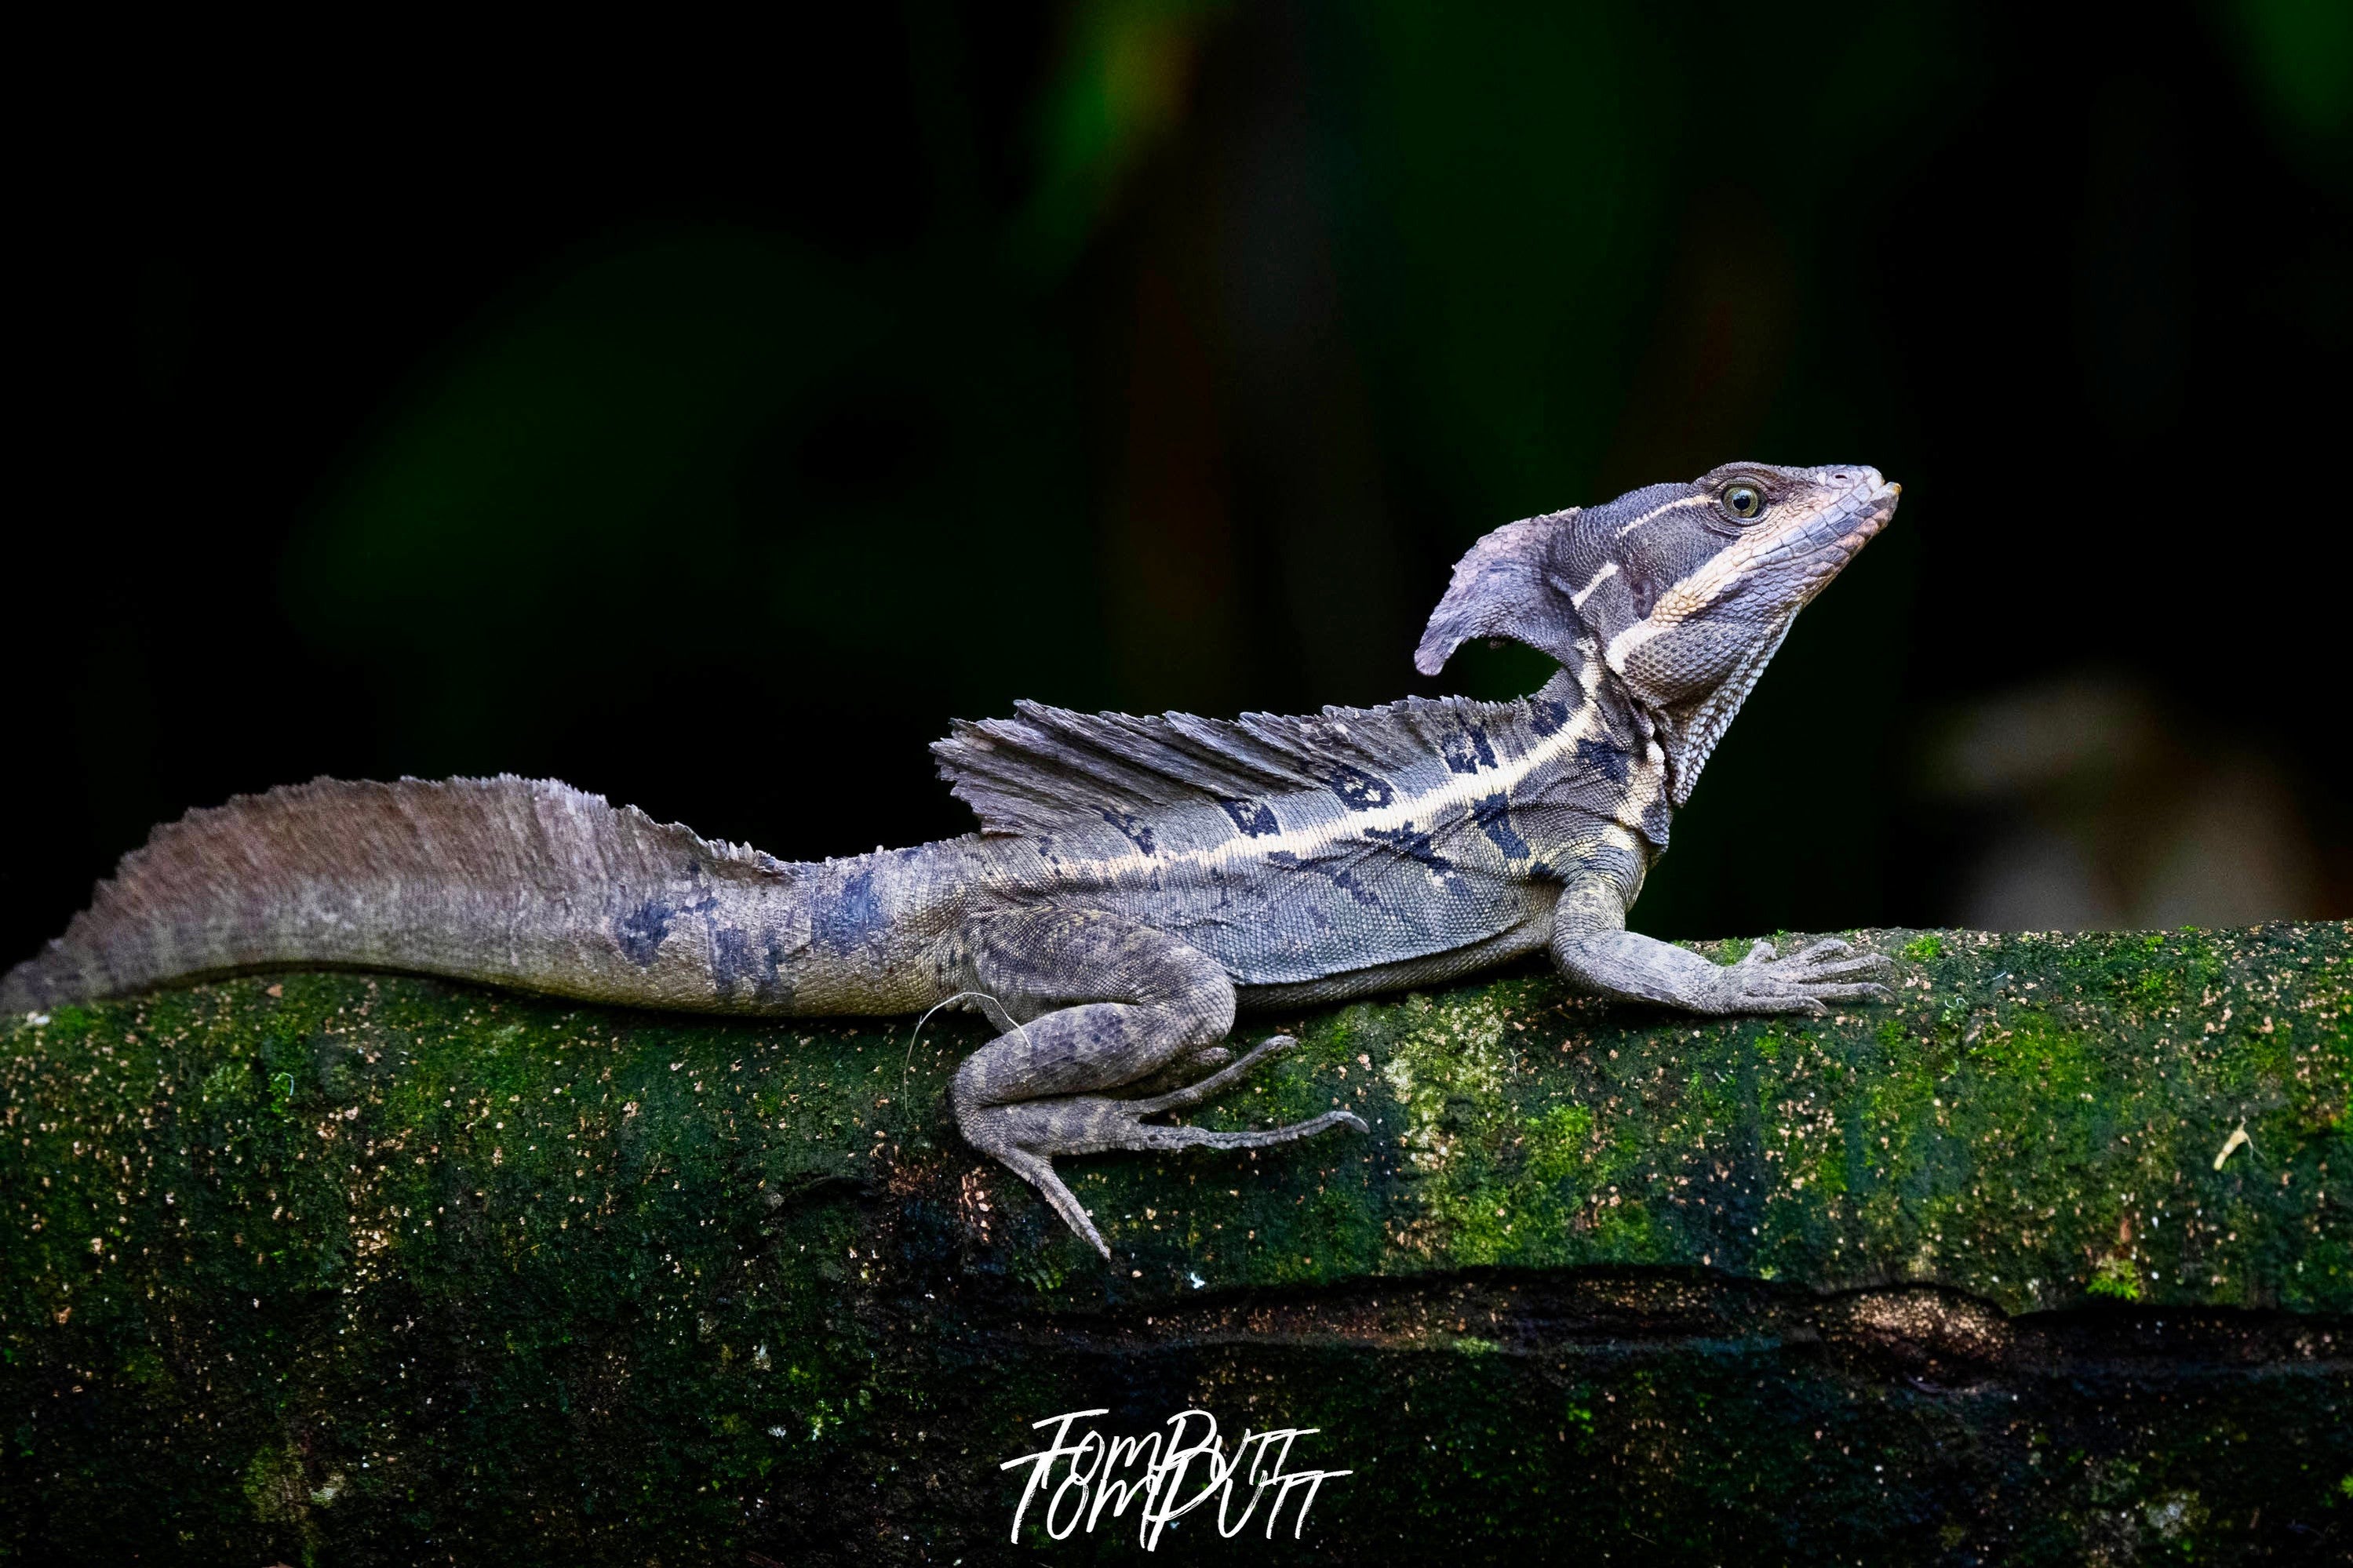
[1549,868,1894,1017]
[949,907,1365,1258]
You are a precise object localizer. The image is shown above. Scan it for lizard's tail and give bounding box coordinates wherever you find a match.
[1,777,821,1015]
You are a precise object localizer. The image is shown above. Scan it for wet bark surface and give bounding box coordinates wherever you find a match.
[4,923,2348,1563]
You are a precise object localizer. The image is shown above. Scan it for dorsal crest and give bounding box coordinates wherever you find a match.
[931,696,1561,838]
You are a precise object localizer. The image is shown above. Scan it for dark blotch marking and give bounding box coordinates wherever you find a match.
[1218,797,1280,837]
[1472,793,1532,860]
[711,926,790,1003]
[1528,698,1572,737]
[1327,765,1394,811]
[1575,738,1631,786]
[1441,724,1498,775]
[1326,868,1384,908]
[813,868,883,953]
[1102,809,1159,856]
[614,900,675,966]
[1267,850,1301,868]
[1364,824,1455,873]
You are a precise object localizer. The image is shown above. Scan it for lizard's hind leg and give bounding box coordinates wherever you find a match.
[950,908,1365,1259]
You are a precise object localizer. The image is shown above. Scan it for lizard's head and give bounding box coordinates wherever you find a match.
[1415,463,1899,801]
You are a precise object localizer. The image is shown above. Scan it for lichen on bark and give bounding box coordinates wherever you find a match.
[3,923,2348,1563]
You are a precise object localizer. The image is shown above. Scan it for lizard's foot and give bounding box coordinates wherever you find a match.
[1554,926,1900,1019]
[1715,937,1896,1016]
[959,1034,1368,1259]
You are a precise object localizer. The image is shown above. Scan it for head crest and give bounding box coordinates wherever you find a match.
[1415,465,1899,804]
[1412,510,1586,677]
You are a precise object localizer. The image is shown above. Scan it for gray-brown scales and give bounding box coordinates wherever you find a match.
[4,464,1901,1256]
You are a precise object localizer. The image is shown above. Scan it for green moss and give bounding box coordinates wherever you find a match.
[4,924,2349,1562]
[2087,1253,2144,1301]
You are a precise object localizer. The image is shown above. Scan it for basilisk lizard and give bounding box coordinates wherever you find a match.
[4,463,1901,1255]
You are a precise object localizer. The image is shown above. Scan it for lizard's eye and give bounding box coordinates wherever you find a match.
[1720,482,1765,521]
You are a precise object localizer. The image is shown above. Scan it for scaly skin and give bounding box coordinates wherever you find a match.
[3,463,1900,1257]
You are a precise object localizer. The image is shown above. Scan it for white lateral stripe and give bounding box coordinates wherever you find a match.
[1603,621,1656,672]
[1569,561,1619,608]
[1012,650,1616,886]
[1614,494,1713,537]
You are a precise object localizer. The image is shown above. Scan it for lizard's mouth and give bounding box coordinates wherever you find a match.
[1794,472,1899,597]
[1851,476,1901,541]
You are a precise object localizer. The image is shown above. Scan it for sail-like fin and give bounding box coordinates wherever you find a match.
[0,777,792,1010]
[931,696,1543,836]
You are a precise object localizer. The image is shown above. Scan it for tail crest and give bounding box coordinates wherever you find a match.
[1,776,796,1011]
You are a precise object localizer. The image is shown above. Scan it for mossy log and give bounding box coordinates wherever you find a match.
[4,924,2348,1564]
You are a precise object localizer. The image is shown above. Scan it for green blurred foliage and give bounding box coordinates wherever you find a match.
[2228,0,2353,147]
[1016,0,1238,273]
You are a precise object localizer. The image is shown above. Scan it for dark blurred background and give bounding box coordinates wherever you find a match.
[9,0,2350,970]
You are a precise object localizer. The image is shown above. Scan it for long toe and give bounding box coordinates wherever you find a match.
[986,1141,1111,1258]
[1122,1033,1301,1115]
[1735,991,1834,1017]
[1187,1108,1366,1149]
[1791,955,1897,983]
[1806,981,1895,1004]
